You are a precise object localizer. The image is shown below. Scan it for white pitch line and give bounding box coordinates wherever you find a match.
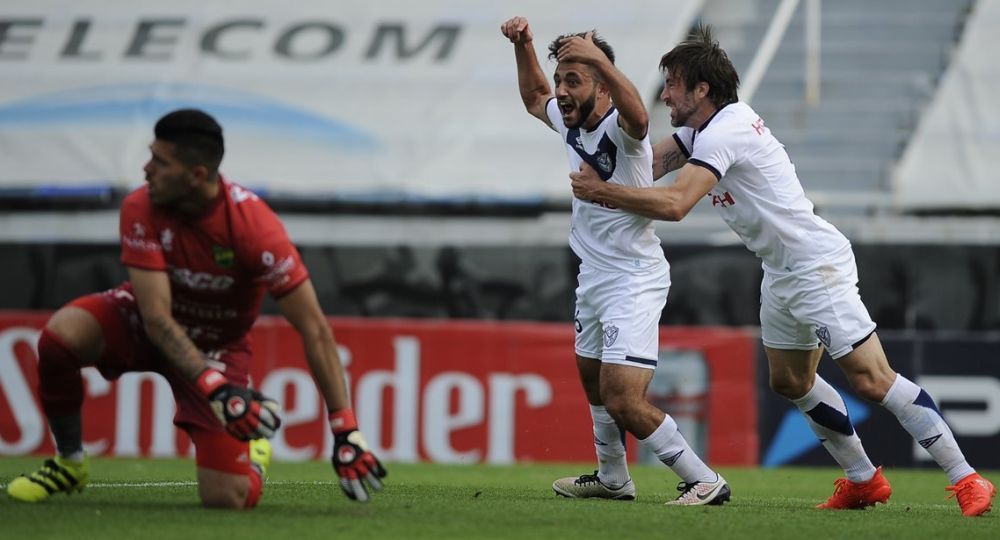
[0,483,958,510]
[0,480,332,489]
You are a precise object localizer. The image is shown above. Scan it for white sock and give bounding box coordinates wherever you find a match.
[881,374,974,484]
[61,450,86,462]
[792,375,876,483]
[639,414,716,484]
[590,405,630,487]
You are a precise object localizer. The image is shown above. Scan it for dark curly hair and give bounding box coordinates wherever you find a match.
[659,25,739,108]
[547,30,615,65]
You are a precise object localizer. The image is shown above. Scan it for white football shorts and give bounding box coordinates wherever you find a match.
[760,245,877,359]
[574,261,670,369]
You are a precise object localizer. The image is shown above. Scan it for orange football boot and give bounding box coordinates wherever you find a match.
[817,466,892,510]
[946,473,996,517]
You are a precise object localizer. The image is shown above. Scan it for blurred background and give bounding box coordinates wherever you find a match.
[1,0,998,470]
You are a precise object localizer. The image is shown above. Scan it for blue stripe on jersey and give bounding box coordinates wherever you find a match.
[566,129,618,181]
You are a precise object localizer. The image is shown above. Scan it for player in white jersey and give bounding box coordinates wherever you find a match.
[500,16,729,506]
[570,25,995,517]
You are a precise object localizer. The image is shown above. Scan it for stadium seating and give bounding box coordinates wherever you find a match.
[703,0,974,201]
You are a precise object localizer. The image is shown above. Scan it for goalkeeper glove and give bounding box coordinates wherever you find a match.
[330,408,386,502]
[195,368,281,441]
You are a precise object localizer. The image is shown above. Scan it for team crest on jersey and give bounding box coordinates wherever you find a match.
[213,245,235,268]
[815,326,832,349]
[603,323,619,347]
[595,152,613,173]
[566,129,618,180]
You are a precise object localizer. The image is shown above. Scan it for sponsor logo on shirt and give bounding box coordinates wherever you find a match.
[258,254,296,288]
[122,235,161,252]
[169,266,236,291]
[589,198,618,210]
[174,299,238,320]
[710,191,736,208]
[123,221,161,252]
[161,229,174,252]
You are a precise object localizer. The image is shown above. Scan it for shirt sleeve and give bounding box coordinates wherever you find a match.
[245,204,309,298]
[673,127,694,157]
[119,193,166,271]
[607,110,648,157]
[544,98,562,133]
[688,123,741,181]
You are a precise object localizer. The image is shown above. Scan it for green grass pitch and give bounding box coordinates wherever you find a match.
[2,457,997,539]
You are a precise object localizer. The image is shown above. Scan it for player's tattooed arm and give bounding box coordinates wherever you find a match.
[127,266,207,380]
[652,137,688,180]
[144,316,207,380]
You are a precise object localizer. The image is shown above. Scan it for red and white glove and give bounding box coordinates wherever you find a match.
[330,408,387,502]
[196,368,281,441]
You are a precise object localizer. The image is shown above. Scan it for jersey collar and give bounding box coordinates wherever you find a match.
[695,102,731,134]
[584,106,616,133]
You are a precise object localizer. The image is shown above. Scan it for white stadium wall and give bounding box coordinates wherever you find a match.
[0,0,697,201]
[893,0,1000,211]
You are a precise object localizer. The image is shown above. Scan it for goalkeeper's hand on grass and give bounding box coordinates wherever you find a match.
[196,368,282,441]
[330,408,387,502]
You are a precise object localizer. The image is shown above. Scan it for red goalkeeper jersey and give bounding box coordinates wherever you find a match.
[119,177,308,350]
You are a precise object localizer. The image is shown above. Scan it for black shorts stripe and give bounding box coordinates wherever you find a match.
[851,331,875,352]
[624,355,657,367]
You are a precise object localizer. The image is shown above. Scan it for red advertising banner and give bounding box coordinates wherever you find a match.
[0,312,756,465]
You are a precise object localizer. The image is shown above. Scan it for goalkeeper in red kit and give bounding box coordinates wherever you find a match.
[6,109,386,508]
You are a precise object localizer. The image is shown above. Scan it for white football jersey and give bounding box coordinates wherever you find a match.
[674,102,849,273]
[545,98,667,273]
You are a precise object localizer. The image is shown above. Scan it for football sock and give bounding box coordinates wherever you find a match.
[38,328,84,417]
[48,414,85,459]
[38,328,85,457]
[639,414,716,484]
[792,375,876,483]
[881,374,974,484]
[245,464,263,509]
[590,405,630,487]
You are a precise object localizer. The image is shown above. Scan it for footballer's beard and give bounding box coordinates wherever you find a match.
[669,97,698,128]
[566,93,598,129]
[148,173,196,209]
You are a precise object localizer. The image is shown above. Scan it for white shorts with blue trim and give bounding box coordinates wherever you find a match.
[760,246,877,360]
[574,262,670,369]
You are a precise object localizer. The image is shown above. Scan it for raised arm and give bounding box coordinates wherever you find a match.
[557,33,648,139]
[570,162,717,221]
[501,16,553,125]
